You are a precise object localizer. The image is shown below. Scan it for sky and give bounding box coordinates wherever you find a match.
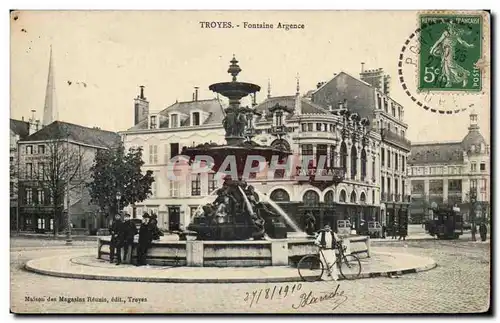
[10,10,490,143]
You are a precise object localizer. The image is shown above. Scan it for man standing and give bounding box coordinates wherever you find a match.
[136,213,153,267]
[479,222,488,242]
[122,213,137,264]
[314,224,340,281]
[109,213,124,265]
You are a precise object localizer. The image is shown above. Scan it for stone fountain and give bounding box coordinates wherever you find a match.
[182,55,291,241]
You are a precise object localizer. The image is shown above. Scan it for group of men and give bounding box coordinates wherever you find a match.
[109,212,163,266]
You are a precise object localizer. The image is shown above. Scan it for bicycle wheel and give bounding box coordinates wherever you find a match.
[297,255,324,282]
[339,254,362,280]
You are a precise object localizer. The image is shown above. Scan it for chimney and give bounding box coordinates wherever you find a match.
[134,85,149,125]
[361,62,365,73]
[140,85,145,99]
[22,116,24,121]
[194,87,199,101]
[252,93,257,106]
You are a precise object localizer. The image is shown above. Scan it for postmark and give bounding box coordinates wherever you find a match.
[398,11,489,115]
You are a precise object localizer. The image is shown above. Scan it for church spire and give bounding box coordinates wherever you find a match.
[43,45,58,126]
[296,73,300,96]
[267,78,271,99]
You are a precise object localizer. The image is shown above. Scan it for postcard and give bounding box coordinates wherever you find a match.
[10,10,491,314]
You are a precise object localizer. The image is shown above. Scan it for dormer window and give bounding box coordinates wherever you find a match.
[275,111,283,126]
[192,112,200,126]
[170,114,179,128]
[149,115,157,129]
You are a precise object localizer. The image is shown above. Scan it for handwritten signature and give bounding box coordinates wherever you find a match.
[292,284,348,311]
[244,283,302,308]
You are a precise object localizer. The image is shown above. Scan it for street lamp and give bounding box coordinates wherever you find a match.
[116,191,122,215]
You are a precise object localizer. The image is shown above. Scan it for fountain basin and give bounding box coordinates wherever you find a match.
[97,235,371,267]
[209,82,261,100]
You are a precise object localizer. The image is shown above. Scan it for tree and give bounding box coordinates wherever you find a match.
[21,128,88,236]
[87,143,154,219]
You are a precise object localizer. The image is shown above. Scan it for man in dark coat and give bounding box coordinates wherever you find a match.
[304,211,316,236]
[479,222,488,241]
[150,214,164,240]
[136,213,154,266]
[109,213,124,265]
[121,212,137,264]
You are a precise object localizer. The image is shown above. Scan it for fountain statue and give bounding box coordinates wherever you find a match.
[183,56,291,240]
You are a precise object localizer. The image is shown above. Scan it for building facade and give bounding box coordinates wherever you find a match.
[407,111,490,223]
[17,121,120,233]
[121,65,411,232]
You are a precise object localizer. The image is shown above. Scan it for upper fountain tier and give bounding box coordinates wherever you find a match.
[208,55,261,102]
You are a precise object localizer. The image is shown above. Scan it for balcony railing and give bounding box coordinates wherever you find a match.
[380,129,411,151]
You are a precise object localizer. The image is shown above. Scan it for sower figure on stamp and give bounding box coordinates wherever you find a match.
[109,213,124,265]
[122,212,137,264]
[314,224,340,281]
[136,213,154,267]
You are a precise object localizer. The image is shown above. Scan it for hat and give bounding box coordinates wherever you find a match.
[142,213,150,219]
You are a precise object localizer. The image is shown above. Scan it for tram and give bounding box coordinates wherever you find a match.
[427,206,464,240]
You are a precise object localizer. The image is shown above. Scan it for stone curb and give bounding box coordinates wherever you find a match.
[25,252,437,284]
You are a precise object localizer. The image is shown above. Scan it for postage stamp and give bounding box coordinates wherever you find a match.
[418,14,483,92]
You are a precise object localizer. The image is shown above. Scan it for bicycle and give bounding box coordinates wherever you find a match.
[297,241,362,282]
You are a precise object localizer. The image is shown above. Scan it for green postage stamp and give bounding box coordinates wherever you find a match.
[418,14,482,91]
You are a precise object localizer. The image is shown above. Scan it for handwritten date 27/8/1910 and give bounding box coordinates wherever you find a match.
[244,283,302,308]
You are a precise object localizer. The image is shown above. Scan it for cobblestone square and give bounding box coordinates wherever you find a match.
[10,237,491,314]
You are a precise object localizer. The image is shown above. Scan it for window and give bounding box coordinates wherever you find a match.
[37,189,45,205]
[169,180,179,197]
[384,99,388,112]
[192,112,200,126]
[402,156,405,172]
[26,163,33,178]
[26,145,33,154]
[471,163,477,172]
[381,148,385,166]
[480,163,486,171]
[381,176,385,194]
[191,174,201,196]
[38,145,45,154]
[361,149,367,180]
[170,114,179,128]
[316,144,327,167]
[323,123,328,132]
[387,151,391,168]
[391,103,396,116]
[402,180,405,198]
[395,153,398,170]
[398,106,402,119]
[301,144,313,156]
[401,130,405,137]
[372,158,376,181]
[316,123,322,131]
[470,179,477,189]
[150,116,157,129]
[37,163,45,180]
[149,145,158,164]
[208,173,217,194]
[301,123,307,131]
[387,178,391,195]
[26,188,33,205]
[276,112,283,126]
[307,123,313,132]
[480,179,487,192]
[329,124,334,132]
[340,142,348,173]
[372,190,375,204]
[170,143,179,159]
[377,95,382,110]
[394,178,399,194]
[190,206,199,219]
